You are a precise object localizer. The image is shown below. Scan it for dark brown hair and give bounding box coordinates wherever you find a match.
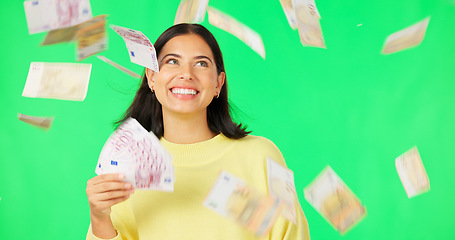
[117,23,250,139]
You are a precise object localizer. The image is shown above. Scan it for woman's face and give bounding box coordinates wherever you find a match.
[146,34,225,118]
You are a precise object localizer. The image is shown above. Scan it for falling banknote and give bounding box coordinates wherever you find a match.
[96,118,174,191]
[382,17,430,54]
[304,166,366,234]
[395,146,430,198]
[204,171,282,236]
[207,7,265,59]
[22,62,92,101]
[41,25,79,46]
[110,25,159,72]
[292,0,325,48]
[17,113,54,130]
[76,15,108,61]
[280,0,321,30]
[267,157,297,224]
[174,0,209,24]
[280,0,298,29]
[24,0,92,34]
[97,55,142,79]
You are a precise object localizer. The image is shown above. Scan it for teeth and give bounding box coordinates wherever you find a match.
[171,88,197,95]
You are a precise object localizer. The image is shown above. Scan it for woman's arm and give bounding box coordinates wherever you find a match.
[86,174,134,239]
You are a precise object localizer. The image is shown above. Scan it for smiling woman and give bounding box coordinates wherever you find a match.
[145,33,227,142]
[85,23,310,240]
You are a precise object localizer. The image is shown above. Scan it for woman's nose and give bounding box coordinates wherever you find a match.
[177,63,194,80]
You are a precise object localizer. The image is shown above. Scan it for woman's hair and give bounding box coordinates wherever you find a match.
[117,23,250,139]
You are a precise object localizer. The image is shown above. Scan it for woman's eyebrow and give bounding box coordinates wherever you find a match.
[160,53,181,63]
[194,55,213,63]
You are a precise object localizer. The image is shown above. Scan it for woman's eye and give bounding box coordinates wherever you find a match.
[195,61,208,67]
[166,59,178,65]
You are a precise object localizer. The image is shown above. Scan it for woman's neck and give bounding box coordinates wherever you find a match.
[162,111,216,144]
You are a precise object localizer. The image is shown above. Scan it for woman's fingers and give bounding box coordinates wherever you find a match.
[86,174,135,218]
[89,190,132,212]
[92,188,135,202]
[87,173,125,186]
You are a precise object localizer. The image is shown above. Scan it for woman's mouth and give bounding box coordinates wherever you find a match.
[170,87,198,95]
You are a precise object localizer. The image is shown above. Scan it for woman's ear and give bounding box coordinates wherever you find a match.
[145,68,155,91]
[216,72,226,92]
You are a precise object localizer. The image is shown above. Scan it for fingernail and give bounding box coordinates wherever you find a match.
[118,174,125,179]
[125,183,131,188]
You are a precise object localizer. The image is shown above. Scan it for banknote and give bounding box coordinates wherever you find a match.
[97,56,142,79]
[110,25,159,72]
[76,15,108,61]
[279,0,298,29]
[22,62,92,101]
[204,171,282,236]
[41,25,79,46]
[292,0,325,48]
[17,113,54,130]
[304,166,366,234]
[267,157,297,224]
[24,0,92,34]
[395,146,430,198]
[96,118,174,191]
[207,7,265,59]
[305,0,321,18]
[382,17,430,54]
[174,0,209,24]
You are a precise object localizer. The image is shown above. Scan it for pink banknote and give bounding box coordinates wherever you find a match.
[110,25,159,72]
[24,0,92,34]
[96,118,174,192]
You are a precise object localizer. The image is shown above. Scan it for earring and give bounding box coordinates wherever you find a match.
[215,92,220,98]
[151,86,154,93]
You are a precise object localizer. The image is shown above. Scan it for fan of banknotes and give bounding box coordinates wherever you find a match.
[96,118,175,191]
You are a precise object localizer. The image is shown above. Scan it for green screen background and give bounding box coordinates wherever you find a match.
[1,0,454,239]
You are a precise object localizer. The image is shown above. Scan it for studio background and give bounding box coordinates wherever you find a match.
[1,0,454,239]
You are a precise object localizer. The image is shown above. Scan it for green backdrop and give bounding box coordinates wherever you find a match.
[1,0,454,239]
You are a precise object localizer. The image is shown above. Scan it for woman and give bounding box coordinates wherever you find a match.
[86,23,310,240]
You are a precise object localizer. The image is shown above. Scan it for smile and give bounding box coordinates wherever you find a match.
[171,88,198,95]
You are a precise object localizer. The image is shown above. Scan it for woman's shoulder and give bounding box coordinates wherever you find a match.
[238,134,277,146]
[236,134,283,157]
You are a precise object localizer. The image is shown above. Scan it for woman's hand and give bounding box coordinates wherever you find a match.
[86,174,134,220]
[86,174,134,238]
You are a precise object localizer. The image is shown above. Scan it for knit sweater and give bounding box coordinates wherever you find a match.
[87,134,310,240]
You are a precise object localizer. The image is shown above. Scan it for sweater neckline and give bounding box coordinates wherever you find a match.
[160,134,236,167]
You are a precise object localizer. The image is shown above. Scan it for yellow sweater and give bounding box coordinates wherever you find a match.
[87,134,310,240]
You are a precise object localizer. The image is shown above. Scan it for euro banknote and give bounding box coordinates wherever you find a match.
[382,17,430,54]
[24,0,92,34]
[304,166,366,234]
[22,62,92,101]
[17,113,54,130]
[267,157,297,224]
[97,55,142,79]
[395,146,430,198]
[204,170,282,236]
[174,0,209,24]
[207,7,265,59]
[76,15,108,61]
[292,0,325,48]
[110,25,159,72]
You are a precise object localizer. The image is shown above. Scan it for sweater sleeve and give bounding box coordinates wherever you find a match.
[261,137,311,240]
[86,225,123,240]
[86,200,139,240]
[267,201,311,240]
